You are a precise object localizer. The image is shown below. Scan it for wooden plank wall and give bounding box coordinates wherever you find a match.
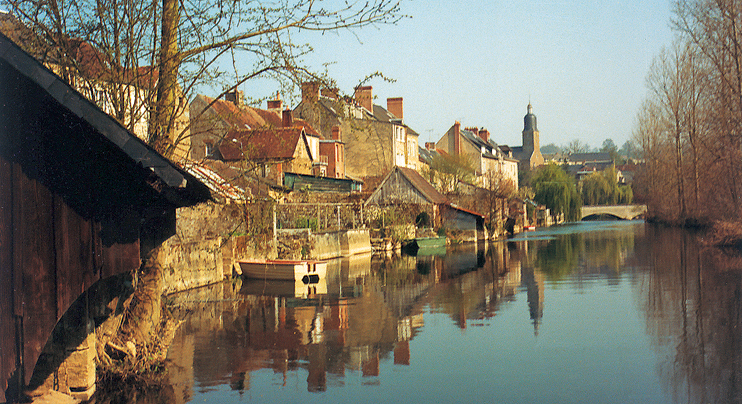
[0,156,142,400]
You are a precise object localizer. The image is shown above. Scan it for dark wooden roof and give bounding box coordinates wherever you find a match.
[0,32,211,211]
[365,166,448,206]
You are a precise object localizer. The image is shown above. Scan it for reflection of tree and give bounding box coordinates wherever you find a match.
[637,226,742,403]
[534,226,636,281]
[535,235,581,280]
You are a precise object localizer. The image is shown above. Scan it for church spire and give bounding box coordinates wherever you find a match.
[524,103,537,132]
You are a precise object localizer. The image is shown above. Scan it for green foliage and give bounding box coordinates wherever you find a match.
[294,216,318,231]
[580,166,633,206]
[532,163,582,221]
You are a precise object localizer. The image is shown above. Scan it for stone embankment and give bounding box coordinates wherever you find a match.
[158,202,373,295]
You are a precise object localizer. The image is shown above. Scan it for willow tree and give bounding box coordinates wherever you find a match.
[4,0,403,157]
[531,163,582,222]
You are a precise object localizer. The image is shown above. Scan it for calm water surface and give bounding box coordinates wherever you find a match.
[99,221,742,403]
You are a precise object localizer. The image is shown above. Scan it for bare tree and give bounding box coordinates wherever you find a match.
[646,39,690,221]
[4,0,403,157]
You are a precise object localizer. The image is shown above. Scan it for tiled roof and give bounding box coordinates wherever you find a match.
[196,94,284,130]
[220,127,305,161]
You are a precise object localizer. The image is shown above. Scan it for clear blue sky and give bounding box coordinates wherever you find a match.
[243,0,675,150]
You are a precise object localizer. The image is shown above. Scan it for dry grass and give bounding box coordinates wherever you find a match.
[702,220,742,247]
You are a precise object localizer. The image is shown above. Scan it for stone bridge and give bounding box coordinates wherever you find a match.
[581,204,647,220]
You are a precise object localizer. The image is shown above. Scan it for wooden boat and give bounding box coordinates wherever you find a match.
[237,259,327,282]
[414,236,446,249]
[403,236,447,255]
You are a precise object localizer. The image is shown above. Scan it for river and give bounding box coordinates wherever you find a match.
[93,221,742,403]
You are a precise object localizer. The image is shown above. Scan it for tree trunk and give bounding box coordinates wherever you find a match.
[152,0,180,156]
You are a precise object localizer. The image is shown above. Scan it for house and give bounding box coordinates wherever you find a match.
[510,103,545,172]
[293,82,419,186]
[0,31,210,401]
[218,126,316,186]
[434,121,519,190]
[365,167,487,241]
[190,91,350,192]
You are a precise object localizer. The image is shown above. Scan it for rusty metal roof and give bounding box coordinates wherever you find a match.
[181,161,246,202]
[394,166,449,205]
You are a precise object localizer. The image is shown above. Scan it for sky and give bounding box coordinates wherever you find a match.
[241,0,676,150]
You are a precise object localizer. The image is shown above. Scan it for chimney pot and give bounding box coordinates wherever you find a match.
[225,89,244,107]
[479,128,490,143]
[425,142,436,150]
[453,121,461,156]
[267,96,283,111]
[332,126,341,141]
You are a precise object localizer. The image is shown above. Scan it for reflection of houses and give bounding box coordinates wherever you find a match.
[434,121,519,189]
[365,166,487,241]
[293,83,419,186]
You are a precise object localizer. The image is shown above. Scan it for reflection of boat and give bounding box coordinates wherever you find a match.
[415,245,446,257]
[237,259,327,282]
[240,278,328,297]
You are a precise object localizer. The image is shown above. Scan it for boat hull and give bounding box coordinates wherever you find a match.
[238,259,327,281]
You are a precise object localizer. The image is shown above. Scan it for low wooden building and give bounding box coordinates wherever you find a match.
[0,33,210,401]
[365,166,486,240]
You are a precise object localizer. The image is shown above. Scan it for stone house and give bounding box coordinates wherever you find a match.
[434,121,519,190]
[365,166,487,241]
[292,82,419,186]
[189,91,348,190]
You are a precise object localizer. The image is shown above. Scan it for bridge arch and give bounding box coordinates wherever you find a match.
[580,205,648,221]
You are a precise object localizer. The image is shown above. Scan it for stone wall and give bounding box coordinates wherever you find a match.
[160,237,224,295]
[275,229,372,260]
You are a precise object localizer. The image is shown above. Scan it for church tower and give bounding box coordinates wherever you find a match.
[521,103,544,169]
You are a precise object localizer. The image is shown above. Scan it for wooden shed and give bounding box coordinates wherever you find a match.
[365,166,486,239]
[0,33,210,400]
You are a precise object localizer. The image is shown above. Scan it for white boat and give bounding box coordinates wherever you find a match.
[237,259,327,282]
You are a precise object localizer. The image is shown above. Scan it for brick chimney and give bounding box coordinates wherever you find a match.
[479,128,490,143]
[387,97,403,120]
[332,126,341,141]
[225,89,244,107]
[267,93,282,112]
[301,82,320,104]
[453,121,461,156]
[425,142,436,150]
[282,109,293,127]
[354,86,373,112]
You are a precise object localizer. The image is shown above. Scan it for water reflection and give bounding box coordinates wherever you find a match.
[635,226,742,403]
[90,221,742,404]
